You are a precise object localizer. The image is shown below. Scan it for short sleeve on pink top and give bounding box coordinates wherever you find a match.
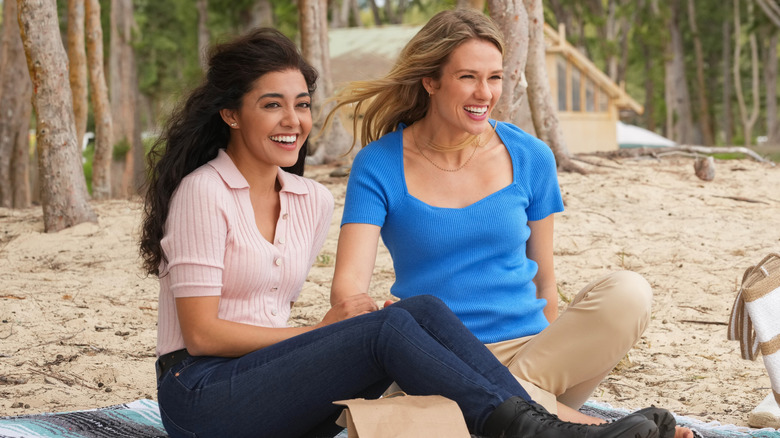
[156,149,334,356]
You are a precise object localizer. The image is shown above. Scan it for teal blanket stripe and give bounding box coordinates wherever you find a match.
[0,399,166,438]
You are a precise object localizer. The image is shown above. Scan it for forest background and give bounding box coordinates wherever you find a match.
[0,0,779,228]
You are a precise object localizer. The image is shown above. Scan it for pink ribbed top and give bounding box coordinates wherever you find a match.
[156,150,334,356]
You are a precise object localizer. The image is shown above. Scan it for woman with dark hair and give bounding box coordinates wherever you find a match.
[139,28,661,438]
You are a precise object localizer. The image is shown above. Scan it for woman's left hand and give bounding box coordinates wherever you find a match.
[318,293,379,327]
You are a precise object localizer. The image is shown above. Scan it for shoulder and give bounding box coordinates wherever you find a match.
[175,164,231,203]
[354,129,403,165]
[350,128,404,184]
[292,172,333,200]
[497,122,553,156]
[280,170,334,209]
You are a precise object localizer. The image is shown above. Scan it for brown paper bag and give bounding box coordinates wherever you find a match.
[334,393,471,438]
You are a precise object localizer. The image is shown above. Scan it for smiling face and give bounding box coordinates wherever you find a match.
[221,69,312,172]
[423,38,503,138]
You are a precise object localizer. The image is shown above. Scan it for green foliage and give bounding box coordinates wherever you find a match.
[272,0,300,40]
[82,142,95,194]
[113,138,131,162]
[711,152,748,160]
[135,0,203,102]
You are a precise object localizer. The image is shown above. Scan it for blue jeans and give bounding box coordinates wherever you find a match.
[157,295,531,438]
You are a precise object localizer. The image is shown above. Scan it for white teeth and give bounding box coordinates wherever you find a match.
[464,106,487,115]
[270,135,297,143]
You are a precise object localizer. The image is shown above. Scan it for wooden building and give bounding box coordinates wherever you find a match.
[539,24,643,153]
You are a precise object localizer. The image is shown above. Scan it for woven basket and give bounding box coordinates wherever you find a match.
[728,253,780,406]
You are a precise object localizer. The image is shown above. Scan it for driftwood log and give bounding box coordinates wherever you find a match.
[583,145,775,166]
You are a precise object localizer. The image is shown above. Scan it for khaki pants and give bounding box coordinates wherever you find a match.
[486,271,653,415]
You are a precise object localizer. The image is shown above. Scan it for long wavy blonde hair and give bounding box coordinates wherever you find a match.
[324,8,505,150]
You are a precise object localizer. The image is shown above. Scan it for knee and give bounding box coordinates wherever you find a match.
[585,271,653,327]
[396,294,448,312]
[605,270,652,326]
[390,294,458,325]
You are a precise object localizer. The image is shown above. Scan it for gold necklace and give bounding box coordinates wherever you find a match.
[411,122,496,172]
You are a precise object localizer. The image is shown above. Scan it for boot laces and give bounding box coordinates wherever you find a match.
[526,403,591,432]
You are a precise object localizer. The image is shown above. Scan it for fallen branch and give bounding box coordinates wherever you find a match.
[27,367,100,390]
[14,329,85,352]
[679,319,728,326]
[677,145,773,164]
[580,210,616,223]
[571,156,622,169]
[585,145,775,165]
[712,195,770,204]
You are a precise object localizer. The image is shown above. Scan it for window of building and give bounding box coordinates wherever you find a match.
[585,79,595,112]
[571,68,581,111]
[599,87,608,112]
[557,57,567,111]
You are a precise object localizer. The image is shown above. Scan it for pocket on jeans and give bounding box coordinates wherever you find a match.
[167,356,219,391]
[159,403,198,438]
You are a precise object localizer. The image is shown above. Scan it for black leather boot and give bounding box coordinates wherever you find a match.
[483,397,659,438]
[634,406,676,438]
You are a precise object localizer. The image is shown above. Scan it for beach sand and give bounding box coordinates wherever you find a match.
[1,155,779,429]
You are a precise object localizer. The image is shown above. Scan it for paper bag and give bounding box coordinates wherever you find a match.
[334,393,470,438]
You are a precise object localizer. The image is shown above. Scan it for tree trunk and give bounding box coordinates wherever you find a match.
[638,38,656,132]
[110,0,143,196]
[458,0,486,9]
[722,19,734,144]
[384,0,398,24]
[394,0,407,24]
[665,0,695,144]
[18,0,97,231]
[67,0,88,150]
[338,0,351,27]
[86,0,113,200]
[687,0,715,145]
[733,0,760,147]
[299,0,354,164]
[764,32,778,144]
[0,0,33,208]
[197,0,209,70]
[330,0,344,28]
[241,0,274,31]
[487,0,528,124]
[523,0,583,173]
[615,4,635,87]
[605,0,619,81]
[349,0,362,27]
[367,0,382,25]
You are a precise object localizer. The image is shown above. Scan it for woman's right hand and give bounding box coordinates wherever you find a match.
[318,293,379,327]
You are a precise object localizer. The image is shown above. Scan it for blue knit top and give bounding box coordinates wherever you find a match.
[342,121,565,343]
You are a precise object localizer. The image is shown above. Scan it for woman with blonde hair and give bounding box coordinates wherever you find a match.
[328,8,691,438]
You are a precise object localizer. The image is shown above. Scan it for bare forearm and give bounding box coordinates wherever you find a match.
[330,273,367,305]
[540,286,559,322]
[184,318,316,357]
[331,223,380,305]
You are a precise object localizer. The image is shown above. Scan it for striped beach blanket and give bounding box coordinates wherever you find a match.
[1,399,777,437]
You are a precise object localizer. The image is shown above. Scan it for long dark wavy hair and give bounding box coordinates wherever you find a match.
[140,28,318,277]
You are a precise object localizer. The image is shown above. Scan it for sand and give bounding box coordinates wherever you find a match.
[1,155,779,429]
